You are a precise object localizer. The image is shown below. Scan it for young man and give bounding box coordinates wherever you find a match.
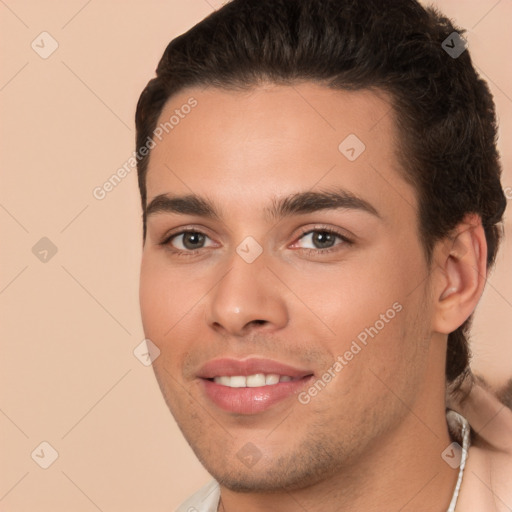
[135,0,512,510]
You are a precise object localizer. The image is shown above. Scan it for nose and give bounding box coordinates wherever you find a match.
[205,251,289,337]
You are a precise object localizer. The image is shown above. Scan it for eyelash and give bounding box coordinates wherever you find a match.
[159,226,353,258]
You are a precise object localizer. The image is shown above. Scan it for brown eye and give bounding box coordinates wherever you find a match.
[296,229,350,251]
[180,232,206,250]
[309,231,337,249]
[163,230,212,252]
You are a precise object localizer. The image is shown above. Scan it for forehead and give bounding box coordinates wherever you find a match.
[145,83,416,221]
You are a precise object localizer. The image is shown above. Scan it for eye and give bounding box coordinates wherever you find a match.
[293,227,352,253]
[162,229,214,253]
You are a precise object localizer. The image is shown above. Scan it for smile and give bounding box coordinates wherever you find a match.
[197,358,314,414]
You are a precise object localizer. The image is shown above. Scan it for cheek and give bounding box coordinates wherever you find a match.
[139,255,168,337]
[291,243,427,374]
[139,253,200,338]
[139,253,214,381]
[285,258,404,344]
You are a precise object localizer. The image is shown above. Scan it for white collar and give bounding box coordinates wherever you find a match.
[446,409,471,512]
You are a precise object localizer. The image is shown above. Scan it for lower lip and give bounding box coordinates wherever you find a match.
[201,377,312,414]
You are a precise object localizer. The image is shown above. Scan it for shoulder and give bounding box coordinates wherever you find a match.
[451,380,512,511]
[174,480,220,512]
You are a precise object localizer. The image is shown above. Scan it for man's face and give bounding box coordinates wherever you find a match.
[139,83,438,491]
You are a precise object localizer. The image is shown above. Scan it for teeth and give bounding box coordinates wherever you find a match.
[229,376,247,388]
[213,373,295,388]
[216,376,231,386]
[265,374,280,385]
[246,374,266,387]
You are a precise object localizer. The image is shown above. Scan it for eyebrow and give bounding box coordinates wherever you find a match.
[145,187,380,222]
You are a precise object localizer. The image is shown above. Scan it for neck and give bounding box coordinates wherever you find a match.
[219,403,458,512]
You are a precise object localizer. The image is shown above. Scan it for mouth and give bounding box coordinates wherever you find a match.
[198,358,314,414]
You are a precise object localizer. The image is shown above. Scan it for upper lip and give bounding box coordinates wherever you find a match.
[197,357,314,379]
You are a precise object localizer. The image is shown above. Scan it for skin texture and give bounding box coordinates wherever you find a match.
[139,83,487,511]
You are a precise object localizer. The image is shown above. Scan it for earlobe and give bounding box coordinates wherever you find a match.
[433,214,488,334]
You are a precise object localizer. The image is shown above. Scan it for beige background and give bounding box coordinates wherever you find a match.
[1,1,511,510]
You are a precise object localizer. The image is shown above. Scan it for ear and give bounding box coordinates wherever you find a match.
[431,213,488,335]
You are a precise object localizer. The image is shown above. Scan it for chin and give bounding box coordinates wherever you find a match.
[208,467,309,493]
[196,443,340,494]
